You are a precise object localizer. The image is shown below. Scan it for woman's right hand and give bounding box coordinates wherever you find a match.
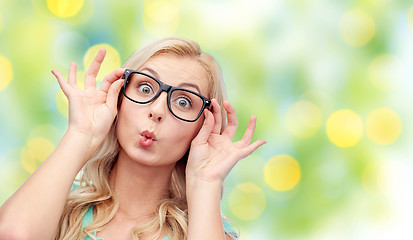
[51,48,124,150]
[0,49,125,240]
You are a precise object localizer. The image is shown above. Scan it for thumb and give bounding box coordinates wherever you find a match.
[106,79,124,113]
[192,110,214,145]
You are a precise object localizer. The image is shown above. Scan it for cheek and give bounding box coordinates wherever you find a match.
[165,125,198,161]
[173,118,204,146]
[118,98,146,122]
[116,101,139,141]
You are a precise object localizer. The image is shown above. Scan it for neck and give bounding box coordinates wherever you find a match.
[110,149,176,218]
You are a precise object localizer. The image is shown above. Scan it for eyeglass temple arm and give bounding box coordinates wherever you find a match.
[122,69,133,79]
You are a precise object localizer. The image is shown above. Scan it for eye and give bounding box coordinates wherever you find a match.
[138,83,153,95]
[175,97,192,109]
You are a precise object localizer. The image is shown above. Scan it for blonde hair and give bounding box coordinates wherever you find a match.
[54,37,236,240]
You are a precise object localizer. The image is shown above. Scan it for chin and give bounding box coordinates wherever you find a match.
[126,149,177,167]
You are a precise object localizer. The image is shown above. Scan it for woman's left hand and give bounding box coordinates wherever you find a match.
[186,99,266,186]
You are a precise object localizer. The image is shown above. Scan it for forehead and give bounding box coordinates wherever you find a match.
[137,55,210,96]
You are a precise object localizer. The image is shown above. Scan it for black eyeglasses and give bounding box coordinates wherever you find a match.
[121,69,211,122]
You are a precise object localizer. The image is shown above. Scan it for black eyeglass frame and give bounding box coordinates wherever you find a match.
[121,69,211,122]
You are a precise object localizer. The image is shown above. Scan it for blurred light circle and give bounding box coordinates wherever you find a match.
[368,55,404,91]
[52,31,89,68]
[339,9,375,46]
[143,0,180,37]
[285,100,322,138]
[27,137,55,162]
[0,55,13,91]
[47,0,84,18]
[29,124,63,144]
[366,108,402,145]
[264,154,301,192]
[83,44,121,82]
[20,147,38,174]
[326,109,363,147]
[228,182,266,221]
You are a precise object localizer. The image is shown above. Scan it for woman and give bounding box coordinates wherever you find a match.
[0,37,266,240]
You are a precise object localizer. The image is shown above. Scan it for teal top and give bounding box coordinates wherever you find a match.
[81,205,238,240]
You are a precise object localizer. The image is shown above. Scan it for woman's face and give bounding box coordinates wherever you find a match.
[116,54,210,167]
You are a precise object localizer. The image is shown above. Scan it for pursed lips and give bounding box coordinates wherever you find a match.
[141,130,156,141]
[139,130,157,148]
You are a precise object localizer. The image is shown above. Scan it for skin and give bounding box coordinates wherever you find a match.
[115,55,208,168]
[0,48,266,240]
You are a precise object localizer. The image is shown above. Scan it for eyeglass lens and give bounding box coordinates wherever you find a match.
[124,72,205,121]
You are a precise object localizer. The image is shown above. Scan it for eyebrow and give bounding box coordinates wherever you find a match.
[140,67,202,94]
[177,83,201,94]
[140,67,160,79]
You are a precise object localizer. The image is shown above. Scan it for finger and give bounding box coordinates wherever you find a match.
[68,62,77,85]
[241,115,257,145]
[210,99,222,134]
[85,48,106,88]
[51,69,70,96]
[100,68,125,93]
[191,110,214,145]
[222,101,238,139]
[228,139,266,168]
[239,139,267,159]
[106,79,124,114]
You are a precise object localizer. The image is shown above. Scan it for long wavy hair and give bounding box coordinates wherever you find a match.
[54,37,235,240]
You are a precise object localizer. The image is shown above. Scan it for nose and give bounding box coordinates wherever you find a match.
[148,92,168,122]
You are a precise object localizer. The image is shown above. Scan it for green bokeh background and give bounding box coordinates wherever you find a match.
[1,0,413,239]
